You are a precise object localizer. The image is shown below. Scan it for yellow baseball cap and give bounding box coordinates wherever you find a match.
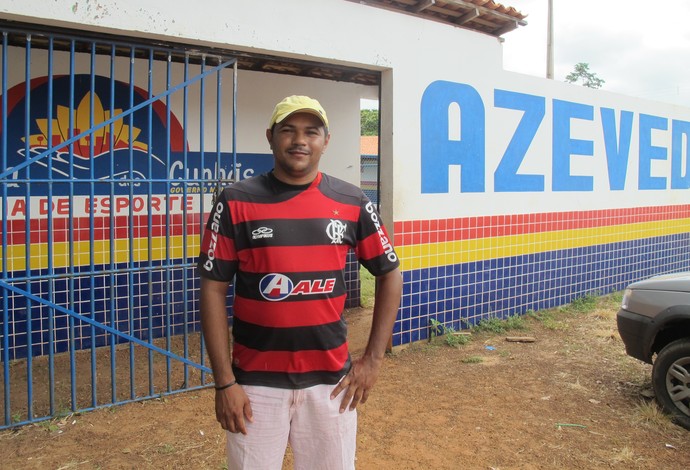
[268,95,329,129]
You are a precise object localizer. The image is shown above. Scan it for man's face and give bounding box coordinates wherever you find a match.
[266,112,330,185]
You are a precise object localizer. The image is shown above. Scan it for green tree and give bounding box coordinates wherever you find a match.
[360,109,379,136]
[565,62,605,89]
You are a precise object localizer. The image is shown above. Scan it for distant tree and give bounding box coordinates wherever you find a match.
[565,62,605,89]
[360,109,379,136]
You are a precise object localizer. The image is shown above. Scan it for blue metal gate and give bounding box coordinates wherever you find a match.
[0,25,247,428]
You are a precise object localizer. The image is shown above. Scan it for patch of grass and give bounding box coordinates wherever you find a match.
[527,309,566,330]
[39,420,60,432]
[610,446,637,465]
[446,331,470,347]
[473,317,507,334]
[359,266,375,308]
[607,291,623,305]
[632,400,675,430]
[561,293,599,314]
[429,319,470,347]
[158,443,176,454]
[504,314,528,331]
[461,356,483,364]
[473,314,528,334]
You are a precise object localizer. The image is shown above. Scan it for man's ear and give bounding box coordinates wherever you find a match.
[265,128,273,149]
[323,132,331,151]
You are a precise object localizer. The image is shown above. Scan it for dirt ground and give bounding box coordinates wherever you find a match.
[2,294,689,469]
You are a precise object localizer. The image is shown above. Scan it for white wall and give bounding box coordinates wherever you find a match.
[236,71,366,185]
[2,0,689,222]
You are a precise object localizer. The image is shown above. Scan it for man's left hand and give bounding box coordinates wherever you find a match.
[330,355,383,413]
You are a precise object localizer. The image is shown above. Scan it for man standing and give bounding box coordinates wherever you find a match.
[198,95,402,469]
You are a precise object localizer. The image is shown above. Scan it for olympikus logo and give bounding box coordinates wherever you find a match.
[259,273,336,302]
[252,226,274,239]
[365,202,398,263]
[203,201,224,271]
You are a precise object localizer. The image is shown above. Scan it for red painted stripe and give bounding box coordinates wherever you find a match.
[233,342,349,373]
[2,213,203,245]
[393,205,690,246]
[233,295,346,328]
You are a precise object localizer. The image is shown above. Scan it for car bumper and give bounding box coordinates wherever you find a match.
[616,309,654,363]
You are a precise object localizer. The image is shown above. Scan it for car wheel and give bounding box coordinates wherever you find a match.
[652,338,690,430]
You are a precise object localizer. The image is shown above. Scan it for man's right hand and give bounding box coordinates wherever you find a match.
[215,385,253,434]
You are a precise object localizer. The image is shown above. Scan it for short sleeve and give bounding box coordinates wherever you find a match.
[197,189,238,281]
[356,195,400,276]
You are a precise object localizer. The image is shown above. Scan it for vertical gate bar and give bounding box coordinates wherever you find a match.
[108,43,117,404]
[24,33,34,422]
[199,56,207,385]
[232,62,237,184]
[68,39,77,412]
[2,30,11,427]
[182,54,190,387]
[213,61,223,387]
[164,51,172,392]
[89,42,97,408]
[146,48,154,397]
[127,46,136,400]
[46,35,56,417]
[216,61,222,186]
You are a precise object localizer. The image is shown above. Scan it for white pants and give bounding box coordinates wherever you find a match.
[226,384,357,470]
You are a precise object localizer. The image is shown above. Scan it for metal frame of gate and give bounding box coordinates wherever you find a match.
[0,24,239,429]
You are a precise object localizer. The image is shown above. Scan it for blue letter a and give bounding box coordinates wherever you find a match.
[421,81,485,193]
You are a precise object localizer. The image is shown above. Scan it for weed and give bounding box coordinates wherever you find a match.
[461,356,483,364]
[39,420,59,432]
[446,331,470,347]
[632,400,674,430]
[429,319,470,347]
[561,293,598,314]
[610,446,636,465]
[608,291,623,305]
[429,318,444,339]
[474,317,507,334]
[158,443,176,454]
[473,313,528,334]
[11,412,22,424]
[503,314,528,331]
[528,309,566,330]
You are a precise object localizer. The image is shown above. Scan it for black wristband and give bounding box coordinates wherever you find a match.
[214,380,237,391]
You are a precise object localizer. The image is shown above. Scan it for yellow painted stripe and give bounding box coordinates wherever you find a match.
[1,235,201,271]
[397,219,690,271]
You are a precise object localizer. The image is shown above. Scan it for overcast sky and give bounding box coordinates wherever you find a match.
[502,0,690,107]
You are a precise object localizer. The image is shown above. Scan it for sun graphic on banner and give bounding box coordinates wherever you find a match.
[22,91,148,159]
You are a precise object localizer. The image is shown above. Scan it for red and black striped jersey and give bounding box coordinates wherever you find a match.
[198,171,399,389]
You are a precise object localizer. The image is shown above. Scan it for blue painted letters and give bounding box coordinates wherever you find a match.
[600,108,633,190]
[421,81,485,193]
[420,81,687,194]
[494,89,545,192]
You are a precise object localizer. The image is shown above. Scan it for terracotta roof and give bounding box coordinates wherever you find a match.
[345,0,527,37]
[361,136,380,155]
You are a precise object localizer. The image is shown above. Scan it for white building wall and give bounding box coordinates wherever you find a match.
[2,0,689,348]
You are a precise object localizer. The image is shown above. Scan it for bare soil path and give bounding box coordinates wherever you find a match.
[2,294,689,469]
